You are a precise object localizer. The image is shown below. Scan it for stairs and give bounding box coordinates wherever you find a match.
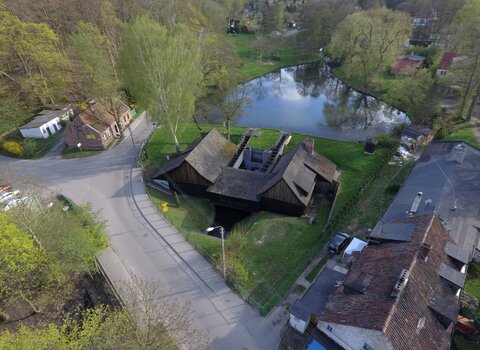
[228,128,254,167]
[259,132,290,173]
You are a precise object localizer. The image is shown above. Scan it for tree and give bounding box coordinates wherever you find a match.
[0,5,68,106]
[329,8,411,91]
[451,0,480,120]
[0,213,48,313]
[0,279,208,350]
[249,35,279,63]
[384,69,435,122]
[67,21,125,137]
[121,16,203,152]
[260,0,285,34]
[299,0,355,52]
[219,82,252,141]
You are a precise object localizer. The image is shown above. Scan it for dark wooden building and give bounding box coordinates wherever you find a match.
[152,128,340,217]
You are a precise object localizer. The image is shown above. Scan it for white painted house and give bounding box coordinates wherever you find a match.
[19,108,72,139]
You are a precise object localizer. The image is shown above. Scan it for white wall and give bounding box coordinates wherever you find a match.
[289,314,308,334]
[318,321,393,350]
[20,117,62,139]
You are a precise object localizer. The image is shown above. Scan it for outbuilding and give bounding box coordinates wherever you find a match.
[364,139,378,154]
[19,108,72,139]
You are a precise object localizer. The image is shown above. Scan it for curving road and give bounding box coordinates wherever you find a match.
[0,114,283,349]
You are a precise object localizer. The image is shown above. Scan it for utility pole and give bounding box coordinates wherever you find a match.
[221,226,227,280]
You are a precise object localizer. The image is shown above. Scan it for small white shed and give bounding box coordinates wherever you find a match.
[19,108,71,139]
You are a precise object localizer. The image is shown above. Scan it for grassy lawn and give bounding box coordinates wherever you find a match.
[147,187,221,260]
[229,34,321,83]
[144,124,393,313]
[61,149,103,159]
[441,121,480,148]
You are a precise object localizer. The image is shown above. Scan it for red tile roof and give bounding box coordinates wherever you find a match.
[391,58,423,75]
[438,52,456,70]
[320,214,459,350]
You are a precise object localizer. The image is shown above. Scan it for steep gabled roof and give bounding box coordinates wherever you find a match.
[438,52,456,70]
[260,140,339,206]
[77,101,130,133]
[157,128,237,183]
[320,214,460,350]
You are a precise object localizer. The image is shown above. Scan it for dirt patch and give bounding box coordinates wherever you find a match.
[0,272,120,332]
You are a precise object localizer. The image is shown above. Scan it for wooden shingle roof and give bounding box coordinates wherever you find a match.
[260,140,339,206]
[157,128,237,183]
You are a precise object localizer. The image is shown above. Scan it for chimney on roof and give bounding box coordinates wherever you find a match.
[410,191,423,214]
[451,143,466,164]
[390,269,410,298]
[419,242,431,261]
[303,139,314,154]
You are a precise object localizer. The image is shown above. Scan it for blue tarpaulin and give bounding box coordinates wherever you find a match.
[306,340,326,350]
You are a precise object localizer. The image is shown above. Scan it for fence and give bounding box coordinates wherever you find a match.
[141,138,398,316]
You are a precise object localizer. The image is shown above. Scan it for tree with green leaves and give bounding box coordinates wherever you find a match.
[67,21,126,137]
[0,5,68,106]
[450,0,480,120]
[121,16,203,152]
[384,69,435,122]
[299,0,355,52]
[329,8,411,91]
[0,213,48,313]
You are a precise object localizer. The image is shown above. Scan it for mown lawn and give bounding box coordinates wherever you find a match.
[228,34,321,83]
[144,124,392,313]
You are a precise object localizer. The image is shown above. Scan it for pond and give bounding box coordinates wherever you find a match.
[203,62,410,141]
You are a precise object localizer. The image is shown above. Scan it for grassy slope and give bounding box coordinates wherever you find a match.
[228,34,321,83]
[145,124,391,312]
[442,121,480,148]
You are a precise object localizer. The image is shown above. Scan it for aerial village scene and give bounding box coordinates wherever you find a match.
[1,0,480,349]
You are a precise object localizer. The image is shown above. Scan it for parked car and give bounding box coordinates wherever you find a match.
[328,232,351,254]
[0,184,11,193]
[3,196,29,212]
[0,190,20,203]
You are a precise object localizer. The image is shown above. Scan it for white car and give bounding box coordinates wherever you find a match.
[3,196,29,211]
[0,190,20,203]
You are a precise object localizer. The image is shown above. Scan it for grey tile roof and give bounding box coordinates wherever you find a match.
[20,114,58,129]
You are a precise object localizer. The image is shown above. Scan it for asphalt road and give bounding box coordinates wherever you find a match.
[0,114,282,349]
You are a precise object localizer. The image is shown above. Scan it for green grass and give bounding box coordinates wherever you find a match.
[344,161,415,234]
[305,255,330,283]
[441,121,480,148]
[145,124,393,313]
[229,34,321,83]
[452,336,479,350]
[61,149,103,159]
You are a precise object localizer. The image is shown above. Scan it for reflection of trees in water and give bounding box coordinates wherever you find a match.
[323,93,396,130]
[291,62,330,97]
[251,75,268,102]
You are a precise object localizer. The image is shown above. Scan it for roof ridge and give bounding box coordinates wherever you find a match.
[382,213,436,333]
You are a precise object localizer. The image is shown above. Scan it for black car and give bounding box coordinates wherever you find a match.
[328,233,351,254]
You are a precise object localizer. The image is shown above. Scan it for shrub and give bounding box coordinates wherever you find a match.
[3,141,22,156]
[21,138,37,157]
[376,135,397,147]
[386,184,401,195]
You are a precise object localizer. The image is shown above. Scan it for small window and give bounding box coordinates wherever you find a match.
[362,344,375,350]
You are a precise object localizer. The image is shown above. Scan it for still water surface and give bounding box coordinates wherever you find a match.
[204,62,410,141]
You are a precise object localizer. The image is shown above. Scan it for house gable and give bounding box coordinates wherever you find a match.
[167,161,211,186]
[262,179,302,206]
